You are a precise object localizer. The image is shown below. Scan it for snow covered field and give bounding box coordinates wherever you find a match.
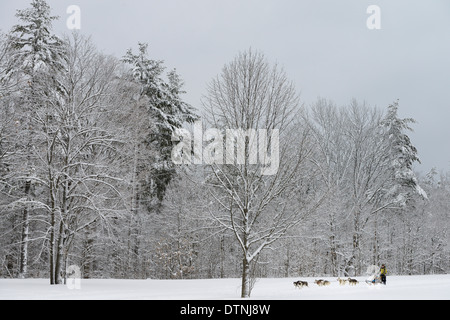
[1,275,449,300]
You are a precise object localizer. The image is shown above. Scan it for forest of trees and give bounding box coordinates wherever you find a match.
[0,1,449,297]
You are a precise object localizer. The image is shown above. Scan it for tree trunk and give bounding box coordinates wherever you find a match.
[54,221,65,284]
[220,236,225,278]
[241,257,251,298]
[352,209,361,276]
[49,208,56,284]
[19,180,31,279]
[48,173,56,284]
[329,212,337,276]
[284,242,290,278]
[372,213,380,266]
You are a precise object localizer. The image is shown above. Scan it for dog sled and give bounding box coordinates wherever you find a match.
[365,273,382,285]
[365,265,382,285]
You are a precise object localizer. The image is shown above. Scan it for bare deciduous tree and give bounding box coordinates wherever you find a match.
[30,33,125,284]
[203,49,324,297]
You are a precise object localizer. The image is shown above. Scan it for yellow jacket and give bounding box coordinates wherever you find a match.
[380,267,386,275]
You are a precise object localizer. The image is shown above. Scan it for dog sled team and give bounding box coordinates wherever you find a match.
[293,277,358,288]
[293,264,387,289]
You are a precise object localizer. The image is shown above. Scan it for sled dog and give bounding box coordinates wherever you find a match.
[293,280,308,289]
[348,278,359,285]
[315,279,330,286]
[337,277,348,285]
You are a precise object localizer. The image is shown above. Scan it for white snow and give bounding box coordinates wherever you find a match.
[0,275,449,300]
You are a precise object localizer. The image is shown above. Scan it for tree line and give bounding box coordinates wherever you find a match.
[0,0,448,297]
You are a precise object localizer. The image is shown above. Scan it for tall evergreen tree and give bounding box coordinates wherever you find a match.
[8,0,66,279]
[122,43,198,204]
[381,100,427,206]
[9,0,65,77]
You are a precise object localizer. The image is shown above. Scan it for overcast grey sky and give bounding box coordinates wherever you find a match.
[1,0,449,173]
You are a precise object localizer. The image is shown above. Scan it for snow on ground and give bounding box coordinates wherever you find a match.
[0,275,449,300]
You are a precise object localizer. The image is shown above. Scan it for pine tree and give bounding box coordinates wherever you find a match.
[381,100,427,206]
[122,43,198,203]
[9,0,65,76]
[8,0,66,279]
